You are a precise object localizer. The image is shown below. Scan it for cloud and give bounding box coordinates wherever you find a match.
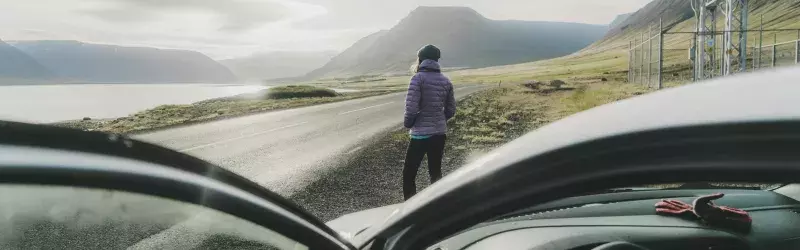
[83,0,291,32]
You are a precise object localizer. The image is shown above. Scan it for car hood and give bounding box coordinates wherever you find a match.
[326,204,402,240]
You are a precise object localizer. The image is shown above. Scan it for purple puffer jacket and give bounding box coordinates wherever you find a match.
[404,59,456,136]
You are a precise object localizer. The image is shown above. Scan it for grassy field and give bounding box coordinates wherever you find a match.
[56,87,396,134]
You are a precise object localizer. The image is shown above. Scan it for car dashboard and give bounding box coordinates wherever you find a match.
[428,189,800,250]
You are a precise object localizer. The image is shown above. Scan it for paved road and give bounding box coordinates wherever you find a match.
[135,85,488,195]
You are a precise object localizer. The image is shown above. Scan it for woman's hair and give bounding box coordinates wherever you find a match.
[410,58,420,74]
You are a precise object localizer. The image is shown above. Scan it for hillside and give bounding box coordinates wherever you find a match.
[221,51,337,80]
[0,39,54,81]
[11,40,236,83]
[455,0,800,85]
[307,6,607,78]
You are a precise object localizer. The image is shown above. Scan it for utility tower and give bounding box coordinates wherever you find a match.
[692,0,748,80]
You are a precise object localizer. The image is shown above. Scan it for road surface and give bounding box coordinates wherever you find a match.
[135,85,488,195]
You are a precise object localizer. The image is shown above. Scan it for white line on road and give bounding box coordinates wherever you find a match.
[338,102,394,115]
[179,122,309,152]
[344,146,363,155]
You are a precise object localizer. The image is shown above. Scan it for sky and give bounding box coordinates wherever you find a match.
[0,0,652,59]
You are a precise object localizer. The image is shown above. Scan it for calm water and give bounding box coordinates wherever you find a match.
[0,83,268,123]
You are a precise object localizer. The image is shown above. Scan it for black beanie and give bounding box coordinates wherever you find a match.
[417,44,441,62]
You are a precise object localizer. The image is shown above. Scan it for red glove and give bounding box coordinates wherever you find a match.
[692,193,752,233]
[655,199,695,217]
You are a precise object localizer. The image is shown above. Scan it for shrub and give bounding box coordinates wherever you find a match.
[549,79,566,89]
[266,85,338,99]
[522,80,543,89]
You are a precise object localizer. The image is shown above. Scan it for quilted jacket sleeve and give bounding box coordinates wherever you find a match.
[445,80,456,120]
[403,74,422,128]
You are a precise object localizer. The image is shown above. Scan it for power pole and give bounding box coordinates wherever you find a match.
[693,0,748,79]
[721,0,748,75]
[706,3,717,79]
[693,0,706,81]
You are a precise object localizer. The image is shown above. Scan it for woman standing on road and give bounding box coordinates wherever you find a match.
[402,44,456,200]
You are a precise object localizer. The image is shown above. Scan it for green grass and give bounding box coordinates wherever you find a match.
[560,83,649,114]
[265,85,337,99]
[405,77,651,156]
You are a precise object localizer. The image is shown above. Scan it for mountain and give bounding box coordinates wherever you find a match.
[609,13,633,30]
[585,0,800,54]
[307,6,608,78]
[11,40,236,83]
[220,51,337,80]
[0,39,54,80]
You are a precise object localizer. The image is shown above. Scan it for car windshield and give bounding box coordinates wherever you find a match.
[0,184,300,249]
[0,0,796,246]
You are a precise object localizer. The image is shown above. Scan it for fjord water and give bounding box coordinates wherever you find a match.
[0,83,268,123]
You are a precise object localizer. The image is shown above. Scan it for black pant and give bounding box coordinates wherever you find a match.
[403,134,446,200]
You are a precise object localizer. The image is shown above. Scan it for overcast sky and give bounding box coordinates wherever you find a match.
[0,0,651,59]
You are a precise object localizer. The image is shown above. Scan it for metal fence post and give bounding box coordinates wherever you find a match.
[797,30,800,64]
[632,36,637,84]
[739,0,749,73]
[772,33,777,68]
[640,33,645,84]
[772,45,777,67]
[758,15,763,69]
[647,25,652,87]
[796,39,800,64]
[658,18,664,90]
[628,41,632,82]
[693,32,697,82]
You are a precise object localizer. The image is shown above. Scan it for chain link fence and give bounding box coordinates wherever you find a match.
[629,28,800,88]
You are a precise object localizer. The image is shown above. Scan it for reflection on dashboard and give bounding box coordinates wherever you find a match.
[431,187,800,250]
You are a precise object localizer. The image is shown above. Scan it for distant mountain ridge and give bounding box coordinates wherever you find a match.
[307,6,608,78]
[221,51,337,80]
[10,40,236,83]
[587,1,694,51]
[0,39,54,81]
[609,13,633,30]
[585,0,800,55]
